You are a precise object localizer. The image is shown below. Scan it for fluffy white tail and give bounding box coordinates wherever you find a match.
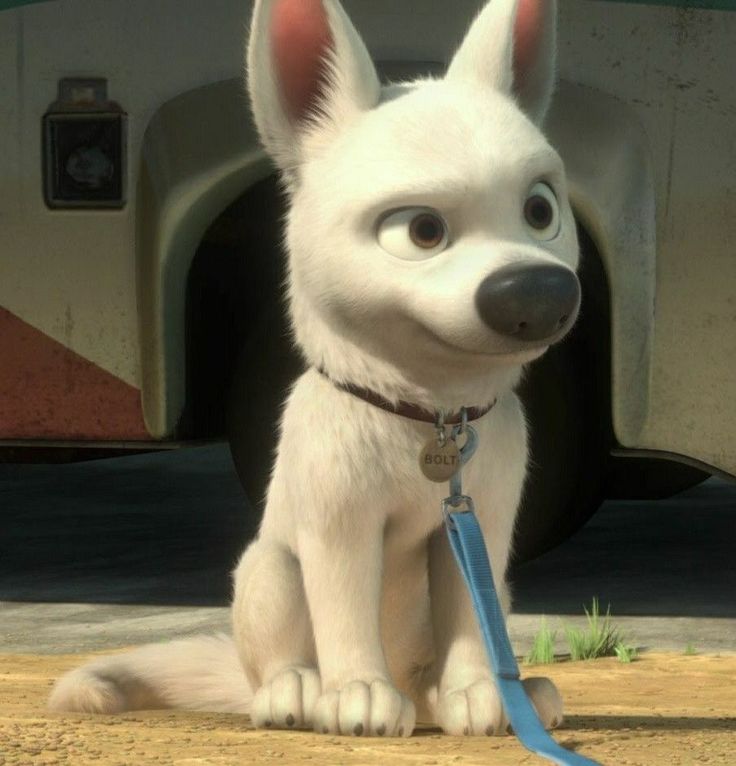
[48,633,252,715]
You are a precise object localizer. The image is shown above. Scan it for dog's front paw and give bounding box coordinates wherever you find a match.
[313,678,415,737]
[437,678,507,736]
[437,677,564,736]
[251,665,321,730]
[522,676,564,730]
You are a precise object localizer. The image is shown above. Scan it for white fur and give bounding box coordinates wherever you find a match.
[49,0,576,738]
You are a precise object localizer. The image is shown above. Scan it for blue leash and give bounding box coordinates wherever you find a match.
[440,423,602,766]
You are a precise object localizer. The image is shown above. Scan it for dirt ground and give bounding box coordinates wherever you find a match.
[0,650,734,766]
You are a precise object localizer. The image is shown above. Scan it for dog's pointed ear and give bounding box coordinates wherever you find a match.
[246,0,381,174]
[446,0,557,125]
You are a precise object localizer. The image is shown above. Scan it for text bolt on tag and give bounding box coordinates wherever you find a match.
[419,436,460,482]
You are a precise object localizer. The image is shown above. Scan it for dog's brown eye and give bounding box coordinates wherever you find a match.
[377,207,449,260]
[524,196,553,230]
[409,213,446,249]
[524,182,560,241]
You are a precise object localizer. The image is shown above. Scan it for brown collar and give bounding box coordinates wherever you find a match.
[315,367,496,425]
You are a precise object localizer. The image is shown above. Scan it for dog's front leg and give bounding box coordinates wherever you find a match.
[427,522,563,736]
[298,520,416,737]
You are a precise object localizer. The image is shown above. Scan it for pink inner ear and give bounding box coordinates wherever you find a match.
[271,0,334,123]
[513,0,544,88]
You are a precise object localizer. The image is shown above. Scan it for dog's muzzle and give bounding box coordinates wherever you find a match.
[474,262,581,343]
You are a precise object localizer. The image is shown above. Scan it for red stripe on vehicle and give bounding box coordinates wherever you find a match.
[0,306,151,440]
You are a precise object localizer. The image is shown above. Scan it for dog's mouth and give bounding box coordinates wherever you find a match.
[417,320,557,364]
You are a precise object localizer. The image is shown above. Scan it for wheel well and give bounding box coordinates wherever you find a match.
[181,174,287,439]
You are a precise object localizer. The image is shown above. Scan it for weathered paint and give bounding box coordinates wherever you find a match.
[0,307,150,440]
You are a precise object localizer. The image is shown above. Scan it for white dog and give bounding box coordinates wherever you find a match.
[49,0,581,738]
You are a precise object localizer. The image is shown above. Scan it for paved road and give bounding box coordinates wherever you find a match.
[1,444,734,654]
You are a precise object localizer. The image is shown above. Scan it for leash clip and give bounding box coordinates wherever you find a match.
[447,423,478,500]
[442,494,475,527]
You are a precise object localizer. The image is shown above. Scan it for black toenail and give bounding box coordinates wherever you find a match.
[322,726,329,734]
[264,720,272,727]
[376,723,386,736]
[485,725,494,736]
[463,726,469,735]
[286,713,295,727]
[398,726,404,736]
[353,722,363,736]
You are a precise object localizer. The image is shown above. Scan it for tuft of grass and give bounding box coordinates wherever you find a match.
[684,642,698,656]
[564,598,623,661]
[524,616,557,665]
[614,642,638,663]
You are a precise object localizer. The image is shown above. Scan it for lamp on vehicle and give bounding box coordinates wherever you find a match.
[43,78,127,209]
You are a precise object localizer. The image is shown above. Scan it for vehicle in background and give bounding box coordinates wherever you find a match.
[2,0,734,561]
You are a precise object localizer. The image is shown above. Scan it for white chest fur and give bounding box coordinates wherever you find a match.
[261,368,527,559]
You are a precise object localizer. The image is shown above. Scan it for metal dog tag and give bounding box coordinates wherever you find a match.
[419,436,460,482]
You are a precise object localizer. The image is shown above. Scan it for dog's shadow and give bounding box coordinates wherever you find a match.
[412,714,736,742]
[562,714,735,733]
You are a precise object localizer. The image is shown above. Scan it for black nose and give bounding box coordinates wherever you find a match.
[475,262,581,342]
